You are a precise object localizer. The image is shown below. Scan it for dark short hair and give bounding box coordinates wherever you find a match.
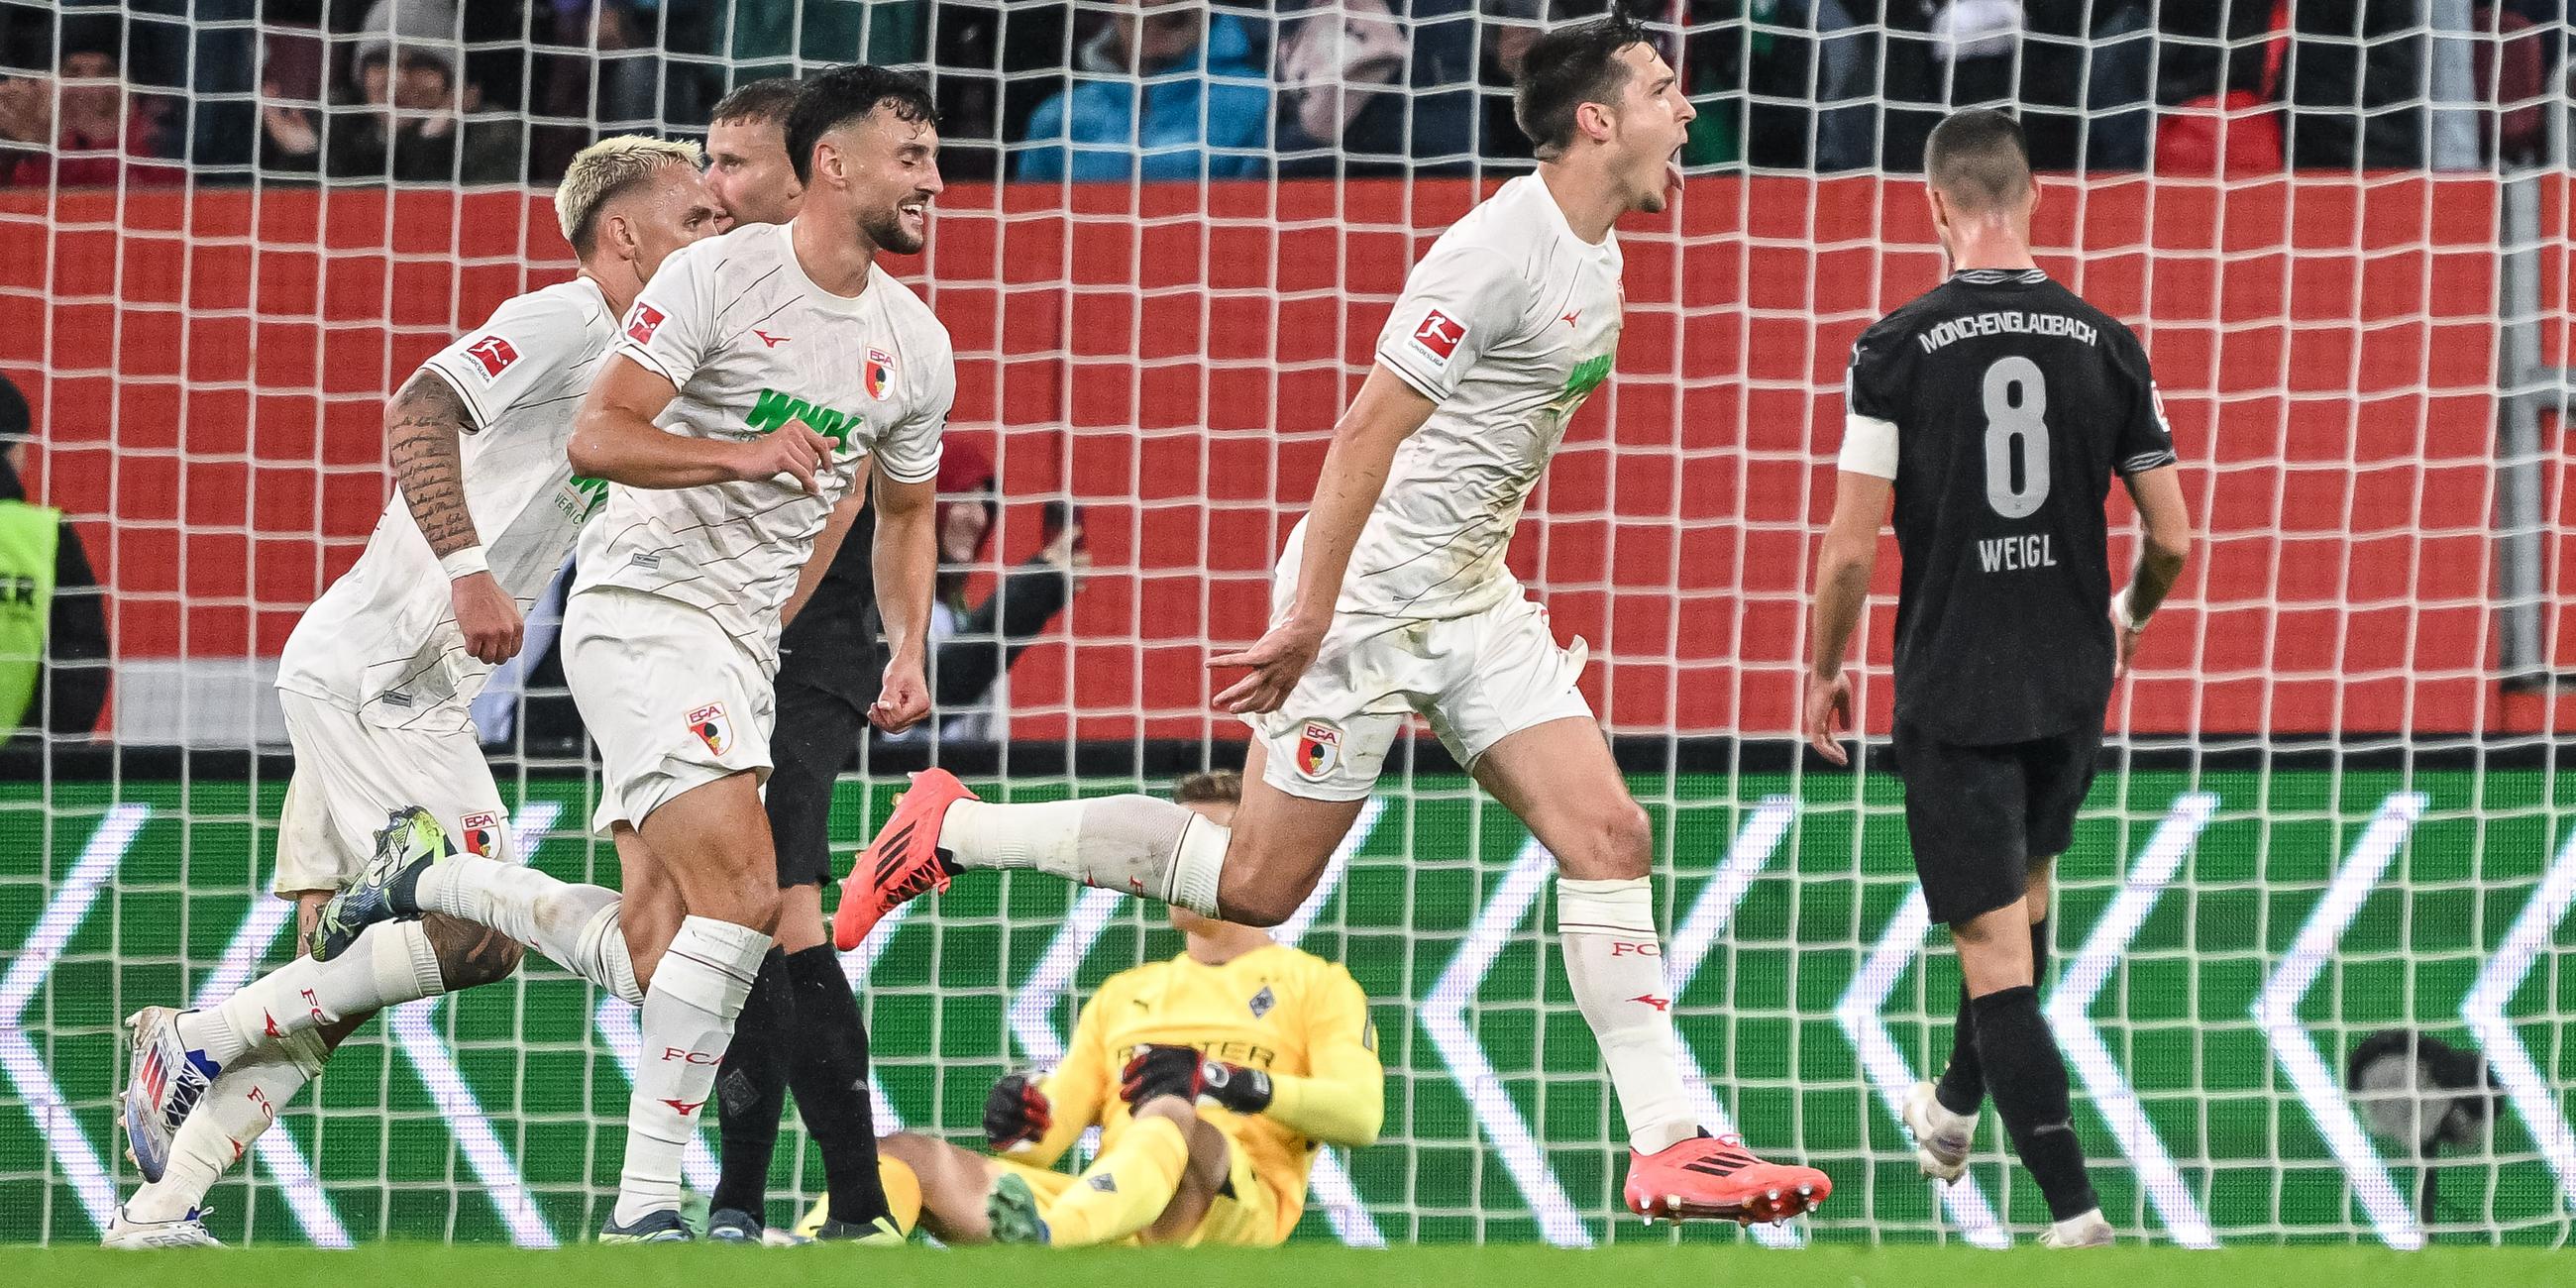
[1513,15,1653,161]
[710,77,799,130]
[1925,108,2032,211]
[784,63,937,184]
[1173,771,1243,808]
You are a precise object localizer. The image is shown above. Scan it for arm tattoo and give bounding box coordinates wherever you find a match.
[386,372,481,557]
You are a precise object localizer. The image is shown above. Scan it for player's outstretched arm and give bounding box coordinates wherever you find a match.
[1118,970,1386,1148]
[1002,988,1114,1167]
[1804,472,1894,767]
[867,469,938,732]
[567,353,833,492]
[1211,365,1437,714]
[385,370,521,665]
[2112,463,2193,679]
[1258,967,1385,1147]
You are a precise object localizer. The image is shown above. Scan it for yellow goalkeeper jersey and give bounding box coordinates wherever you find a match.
[1020,942,1384,1236]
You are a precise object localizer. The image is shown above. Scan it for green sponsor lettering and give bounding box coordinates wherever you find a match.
[746,387,801,432]
[745,386,863,447]
[1561,353,1612,398]
[555,473,609,523]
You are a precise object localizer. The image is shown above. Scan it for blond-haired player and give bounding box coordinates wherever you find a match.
[112,137,722,1248]
[830,771,1382,1247]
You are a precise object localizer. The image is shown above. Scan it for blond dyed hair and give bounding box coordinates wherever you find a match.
[555,135,703,256]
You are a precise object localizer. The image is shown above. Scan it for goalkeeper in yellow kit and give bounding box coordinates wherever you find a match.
[831,771,1384,1246]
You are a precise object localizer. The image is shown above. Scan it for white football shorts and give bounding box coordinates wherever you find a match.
[273,690,511,897]
[563,585,775,834]
[1244,590,1593,803]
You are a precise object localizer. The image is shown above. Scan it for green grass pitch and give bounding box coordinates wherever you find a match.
[4,1244,2568,1288]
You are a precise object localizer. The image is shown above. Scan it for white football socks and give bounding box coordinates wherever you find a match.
[939,795,1231,915]
[613,914,767,1227]
[124,1025,329,1223]
[411,856,641,1004]
[185,920,445,1066]
[1556,876,1699,1154]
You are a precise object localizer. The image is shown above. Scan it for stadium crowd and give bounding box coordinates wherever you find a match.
[0,1,2568,191]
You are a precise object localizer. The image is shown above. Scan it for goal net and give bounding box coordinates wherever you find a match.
[1,0,2571,1249]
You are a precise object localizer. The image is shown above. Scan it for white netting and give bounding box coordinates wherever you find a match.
[1,0,2572,1249]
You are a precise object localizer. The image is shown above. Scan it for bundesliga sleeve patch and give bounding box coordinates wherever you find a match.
[625,303,665,346]
[1409,309,1465,364]
[464,336,518,379]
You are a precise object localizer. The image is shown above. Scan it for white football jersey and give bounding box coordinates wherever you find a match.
[576,219,952,668]
[275,277,619,733]
[1279,174,1624,621]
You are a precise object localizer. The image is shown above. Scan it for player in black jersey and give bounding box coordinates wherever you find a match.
[1803,108,2194,1248]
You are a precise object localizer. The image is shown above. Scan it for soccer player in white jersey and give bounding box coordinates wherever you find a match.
[839,18,1829,1225]
[108,137,721,1248]
[259,65,956,1244]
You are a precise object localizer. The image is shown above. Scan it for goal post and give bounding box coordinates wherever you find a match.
[1,1,2572,1248]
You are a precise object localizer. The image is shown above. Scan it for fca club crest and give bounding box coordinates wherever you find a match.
[1248,986,1275,1019]
[865,348,895,398]
[688,702,731,756]
[1294,720,1341,779]
[459,811,502,858]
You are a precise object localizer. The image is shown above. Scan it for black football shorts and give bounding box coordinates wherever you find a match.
[1890,717,2104,926]
[764,676,869,890]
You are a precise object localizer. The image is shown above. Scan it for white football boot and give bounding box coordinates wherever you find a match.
[1901,1080,1977,1183]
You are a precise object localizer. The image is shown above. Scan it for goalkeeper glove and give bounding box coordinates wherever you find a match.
[984,1072,1053,1152]
[1120,1044,1273,1115]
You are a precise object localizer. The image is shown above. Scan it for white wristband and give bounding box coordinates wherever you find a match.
[2111,586,2148,633]
[439,545,490,581]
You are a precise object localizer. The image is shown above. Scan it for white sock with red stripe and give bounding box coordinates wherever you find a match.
[940,796,1231,915]
[613,914,767,1227]
[183,920,444,1066]
[1556,876,1699,1154]
[125,1025,329,1222]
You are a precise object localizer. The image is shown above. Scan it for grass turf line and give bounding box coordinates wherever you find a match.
[5,1244,2569,1288]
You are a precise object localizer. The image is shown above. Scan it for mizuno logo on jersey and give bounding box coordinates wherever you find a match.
[753,329,791,348]
[746,387,865,448]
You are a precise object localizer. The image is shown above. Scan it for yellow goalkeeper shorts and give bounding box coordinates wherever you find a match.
[805,1129,1286,1247]
[986,1134,1282,1248]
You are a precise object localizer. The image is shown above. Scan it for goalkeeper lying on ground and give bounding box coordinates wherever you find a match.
[813,770,1383,1246]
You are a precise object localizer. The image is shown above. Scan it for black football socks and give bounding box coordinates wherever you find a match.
[1936,914,2049,1117]
[1971,983,2098,1222]
[711,948,795,1223]
[785,944,893,1226]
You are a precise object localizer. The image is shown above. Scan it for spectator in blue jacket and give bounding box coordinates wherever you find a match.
[1017,0,1271,180]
